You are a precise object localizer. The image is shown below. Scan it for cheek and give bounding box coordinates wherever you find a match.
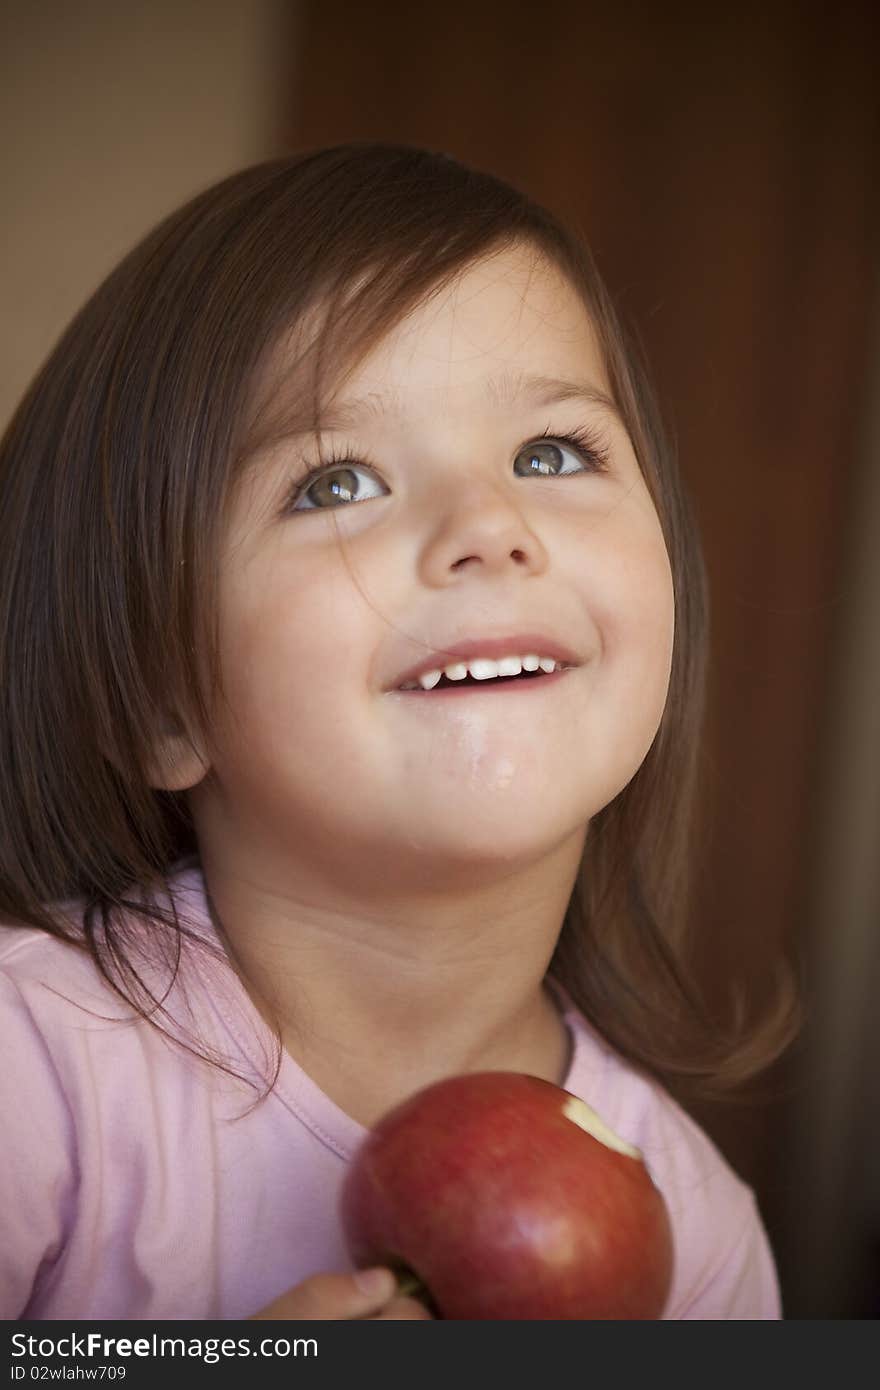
[214,552,367,736]
[630,545,676,680]
[588,506,675,701]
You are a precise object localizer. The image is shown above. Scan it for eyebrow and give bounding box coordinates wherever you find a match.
[271,370,624,438]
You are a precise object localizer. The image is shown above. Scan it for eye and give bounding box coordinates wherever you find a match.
[513,427,610,479]
[288,458,389,512]
[285,423,611,514]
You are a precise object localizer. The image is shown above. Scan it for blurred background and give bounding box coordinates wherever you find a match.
[2,0,878,1319]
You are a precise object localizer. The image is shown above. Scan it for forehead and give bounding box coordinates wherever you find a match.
[345,246,604,410]
[250,244,609,441]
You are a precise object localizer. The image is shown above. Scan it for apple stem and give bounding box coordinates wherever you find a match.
[394,1268,426,1299]
[393,1265,438,1314]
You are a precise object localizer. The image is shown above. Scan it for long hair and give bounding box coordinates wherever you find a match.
[0,142,799,1103]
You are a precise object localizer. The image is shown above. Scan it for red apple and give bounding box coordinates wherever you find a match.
[340,1071,673,1319]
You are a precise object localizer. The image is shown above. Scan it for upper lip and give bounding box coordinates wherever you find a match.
[387,634,582,691]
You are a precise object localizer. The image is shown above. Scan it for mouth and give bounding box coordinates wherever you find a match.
[389,637,581,695]
[394,664,572,696]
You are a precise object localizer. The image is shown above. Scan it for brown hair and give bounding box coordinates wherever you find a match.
[0,142,799,1104]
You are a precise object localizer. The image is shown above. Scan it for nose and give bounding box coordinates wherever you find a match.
[418,479,549,587]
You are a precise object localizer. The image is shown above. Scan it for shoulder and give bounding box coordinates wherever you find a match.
[0,885,157,1041]
[560,1000,782,1319]
[0,919,129,1070]
[1,915,120,996]
[0,860,221,1083]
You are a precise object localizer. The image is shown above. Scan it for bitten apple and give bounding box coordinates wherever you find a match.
[339,1071,674,1319]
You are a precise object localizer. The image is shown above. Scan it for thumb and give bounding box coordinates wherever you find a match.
[351,1266,399,1309]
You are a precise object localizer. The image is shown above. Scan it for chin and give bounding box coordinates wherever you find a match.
[394,812,589,878]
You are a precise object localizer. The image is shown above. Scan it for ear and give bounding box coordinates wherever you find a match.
[145,719,211,792]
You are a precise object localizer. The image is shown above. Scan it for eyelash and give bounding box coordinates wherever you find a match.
[284,421,612,512]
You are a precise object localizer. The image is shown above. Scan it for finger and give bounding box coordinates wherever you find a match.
[250,1267,397,1320]
[373,1295,435,1321]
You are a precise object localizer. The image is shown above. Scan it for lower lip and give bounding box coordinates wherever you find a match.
[393,669,573,697]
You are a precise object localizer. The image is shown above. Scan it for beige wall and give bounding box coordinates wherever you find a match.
[0,0,294,428]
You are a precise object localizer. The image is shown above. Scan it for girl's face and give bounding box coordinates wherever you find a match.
[184,244,675,892]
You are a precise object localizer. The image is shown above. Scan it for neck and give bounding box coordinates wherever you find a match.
[196,830,585,1127]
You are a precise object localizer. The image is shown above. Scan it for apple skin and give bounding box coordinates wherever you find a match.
[339,1071,674,1320]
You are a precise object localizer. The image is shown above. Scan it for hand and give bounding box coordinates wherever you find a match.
[249,1267,434,1320]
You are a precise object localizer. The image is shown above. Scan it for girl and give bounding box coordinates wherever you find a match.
[0,143,798,1320]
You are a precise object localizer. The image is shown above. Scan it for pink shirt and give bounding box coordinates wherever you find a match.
[0,859,781,1320]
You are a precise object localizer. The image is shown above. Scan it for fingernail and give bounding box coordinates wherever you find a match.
[354,1266,395,1300]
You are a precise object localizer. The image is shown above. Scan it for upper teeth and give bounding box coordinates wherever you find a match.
[402,654,564,691]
